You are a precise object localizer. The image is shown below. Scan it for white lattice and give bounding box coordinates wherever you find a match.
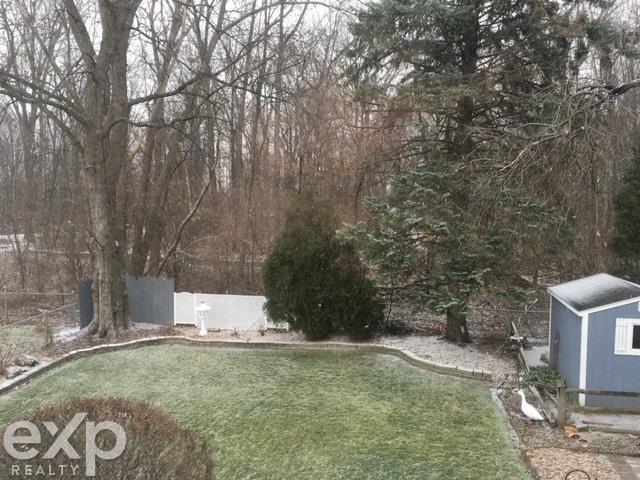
[174,292,197,325]
[174,292,279,331]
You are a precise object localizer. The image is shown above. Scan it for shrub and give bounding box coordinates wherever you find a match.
[35,318,55,348]
[0,330,16,376]
[0,397,214,479]
[524,366,560,389]
[263,193,383,340]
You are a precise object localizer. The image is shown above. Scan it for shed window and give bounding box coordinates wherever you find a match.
[615,318,640,355]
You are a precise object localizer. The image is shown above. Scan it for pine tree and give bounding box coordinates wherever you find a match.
[612,147,640,280]
[350,160,565,343]
[347,0,574,159]
[353,161,495,343]
[345,0,600,340]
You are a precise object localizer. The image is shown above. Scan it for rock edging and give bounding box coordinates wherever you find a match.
[0,336,492,396]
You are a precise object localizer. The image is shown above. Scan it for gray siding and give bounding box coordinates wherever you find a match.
[550,297,582,388]
[587,302,640,409]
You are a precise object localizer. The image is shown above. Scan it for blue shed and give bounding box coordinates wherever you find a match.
[548,273,640,410]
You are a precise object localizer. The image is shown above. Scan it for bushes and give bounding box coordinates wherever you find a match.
[0,330,16,376]
[524,366,560,389]
[35,318,55,348]
[0,397,214,479]
[263,193,382,340]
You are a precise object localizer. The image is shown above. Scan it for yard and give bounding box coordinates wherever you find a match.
[0,345,531,479]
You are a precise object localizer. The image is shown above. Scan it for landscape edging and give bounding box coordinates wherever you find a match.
[0,336,492,396]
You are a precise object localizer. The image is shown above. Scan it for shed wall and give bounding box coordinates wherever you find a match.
[549,297,582,388]
[586,302,640,409]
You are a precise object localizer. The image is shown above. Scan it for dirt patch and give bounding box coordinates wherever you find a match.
[499,388,640,479]
[501,389,640,458]
[39,325,180,358]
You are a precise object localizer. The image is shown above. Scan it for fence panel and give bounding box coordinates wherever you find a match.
[79,279,93,328]
[174,292,274,331]
[174,292,197,325]
[126,276,175,325]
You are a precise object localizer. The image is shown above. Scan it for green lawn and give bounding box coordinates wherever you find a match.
[4,325,44,355]
[0,345,530,480]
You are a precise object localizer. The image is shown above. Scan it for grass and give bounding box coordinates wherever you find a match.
[0,345,531,480]
[2,325,44,355]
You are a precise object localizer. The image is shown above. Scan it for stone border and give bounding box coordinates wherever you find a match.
[608,455,638,480]
[491,389,541,480]
[0,336,492,396]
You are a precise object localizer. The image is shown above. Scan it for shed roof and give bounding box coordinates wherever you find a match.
[548,273,640,313]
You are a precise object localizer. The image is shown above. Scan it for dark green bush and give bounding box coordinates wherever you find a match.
[263,193,383,340]
[0,397,214,479]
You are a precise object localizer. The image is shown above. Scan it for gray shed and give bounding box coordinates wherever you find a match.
[548,273,640,410]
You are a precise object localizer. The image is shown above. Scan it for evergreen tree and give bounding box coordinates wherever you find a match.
[344,0,602,339]
[263,193,383,340]
[350,160,565,343]
[612,148,640,280]
[347,0,575,159]
[359,161,493,343]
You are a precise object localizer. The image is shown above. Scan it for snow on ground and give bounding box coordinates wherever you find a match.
[55,327,84,343]
[174,327,517,380]
[377,335,516,379]
[131,322,163,331]
[54,322,162,344]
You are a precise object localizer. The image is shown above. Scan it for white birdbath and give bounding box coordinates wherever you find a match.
[195,302,212,336]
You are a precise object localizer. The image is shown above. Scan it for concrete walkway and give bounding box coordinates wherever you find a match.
[609,455,640,480]
[572,412,640,435]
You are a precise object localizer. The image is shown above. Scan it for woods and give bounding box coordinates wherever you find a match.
[0,0,639,338]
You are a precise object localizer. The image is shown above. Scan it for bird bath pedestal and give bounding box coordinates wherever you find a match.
[195,302,212,336]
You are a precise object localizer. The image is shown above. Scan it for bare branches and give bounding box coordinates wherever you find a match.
[151,162,216,276]
[0,74,86,124]
[128,72,206,107]
[607,79,640,97]
[61,0,96,67]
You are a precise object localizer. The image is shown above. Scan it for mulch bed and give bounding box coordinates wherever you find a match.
[501,389,640,457]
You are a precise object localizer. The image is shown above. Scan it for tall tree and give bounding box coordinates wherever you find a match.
[612,146,640,280]
[65,0,141,336]
[345,0,613,338]
[347,0,574,161]
[0,0,145,335]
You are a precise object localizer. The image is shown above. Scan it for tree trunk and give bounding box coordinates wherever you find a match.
[445,308,471,344]
[83,129,128,337]
[67,0,140,336]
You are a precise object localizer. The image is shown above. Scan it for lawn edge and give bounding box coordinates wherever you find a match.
[0,336,492,396]
[491,389,540,480]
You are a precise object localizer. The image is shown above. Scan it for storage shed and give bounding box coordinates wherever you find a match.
[548,273,640,409]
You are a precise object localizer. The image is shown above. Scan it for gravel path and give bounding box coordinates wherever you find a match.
[174,327,518,380]
[376,335,516,379]
[526,447,622,480]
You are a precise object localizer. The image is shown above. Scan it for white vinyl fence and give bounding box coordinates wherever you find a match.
[174,292,278,331]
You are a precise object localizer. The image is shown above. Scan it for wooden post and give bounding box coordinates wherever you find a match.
[557,378,566,428]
